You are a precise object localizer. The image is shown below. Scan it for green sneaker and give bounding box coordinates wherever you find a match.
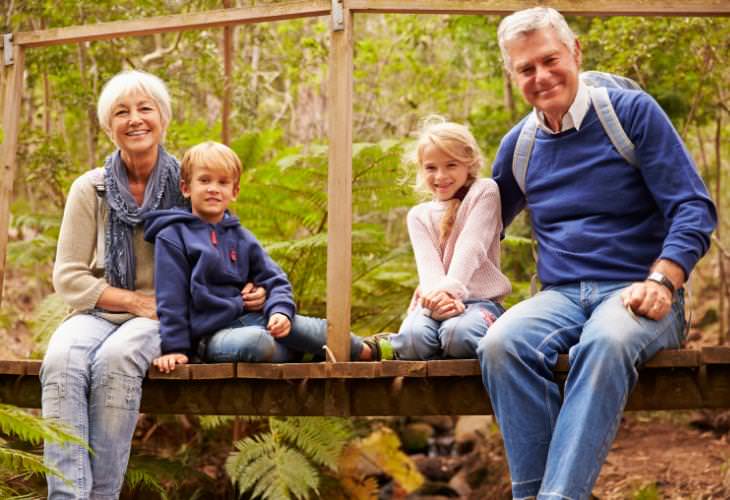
[362,333,396,361]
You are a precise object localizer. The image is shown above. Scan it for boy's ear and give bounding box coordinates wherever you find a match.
[180,179,191,199]
[233,183,240,198]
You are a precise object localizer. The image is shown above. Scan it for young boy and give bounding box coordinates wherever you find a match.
[143,141,372,372]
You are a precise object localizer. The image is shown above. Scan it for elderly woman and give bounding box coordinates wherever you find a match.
[39,70,261,499]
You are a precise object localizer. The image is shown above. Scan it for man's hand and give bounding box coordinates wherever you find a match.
[620,281,673,321]
[268,313,292,338]
[241,282,266,311]
[153,353,189,373]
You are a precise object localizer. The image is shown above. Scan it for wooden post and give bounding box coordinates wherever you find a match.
[0,42,25,305]
[222,0,234,145]
[326,3,352,362]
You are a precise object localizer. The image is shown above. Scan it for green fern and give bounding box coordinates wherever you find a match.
[29,293,71,359]
[0,404,87,449]
[0,443,65,482]
[270,418,354,470]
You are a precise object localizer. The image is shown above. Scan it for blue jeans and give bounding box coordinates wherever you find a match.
[476,281,685,500]
[202,312,364,362]
[392,300,504,359]
[41,314,161,499]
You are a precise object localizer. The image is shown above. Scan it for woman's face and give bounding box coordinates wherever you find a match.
[110,91,163,156]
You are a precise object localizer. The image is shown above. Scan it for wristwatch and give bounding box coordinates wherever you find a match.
[646,271,675,295]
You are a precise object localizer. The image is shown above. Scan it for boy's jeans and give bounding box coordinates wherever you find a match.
[392,299,504,359]
[476,281,685,500]
[41,314,161,500]
[202,312,364,362]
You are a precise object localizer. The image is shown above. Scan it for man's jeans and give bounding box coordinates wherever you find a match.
[41,314,161,499]
[393,300,504,359]
[202,312,364,362]
[476,281,685,500]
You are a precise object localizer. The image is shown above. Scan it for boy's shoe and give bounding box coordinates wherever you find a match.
[362,333,396,361]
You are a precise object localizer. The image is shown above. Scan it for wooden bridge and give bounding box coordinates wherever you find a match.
[1,347,729,415]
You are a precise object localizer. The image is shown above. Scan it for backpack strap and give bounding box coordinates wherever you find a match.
[588,86,638,167]
[511,114,537,195]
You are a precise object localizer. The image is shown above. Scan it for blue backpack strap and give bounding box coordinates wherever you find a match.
[588,86,638,168]
[512,114,538,195]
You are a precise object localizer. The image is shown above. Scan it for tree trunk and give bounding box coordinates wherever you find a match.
[715,113,726,344]
[222,0,234,145]
[77,42,98,168]
[503,69,516,122]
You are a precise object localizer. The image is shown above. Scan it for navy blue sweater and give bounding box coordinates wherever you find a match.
[493,88,716,286]
[143,208,296,356]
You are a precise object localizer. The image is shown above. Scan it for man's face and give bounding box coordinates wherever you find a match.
[507,28,581,126]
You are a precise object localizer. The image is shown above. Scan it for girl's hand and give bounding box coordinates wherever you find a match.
[431,299,465,321]
[421,290,454,311]
[268,313,292,338]
[241,282,266,311]
[153,353,189,373]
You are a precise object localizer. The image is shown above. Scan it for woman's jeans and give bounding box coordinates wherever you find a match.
[392,299,504,359]
[41,314,161,500]
[202,312,364,362]
[477,281,685,500]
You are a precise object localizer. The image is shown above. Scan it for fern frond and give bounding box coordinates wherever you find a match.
[0,404,87,449]
[30,293,71,359]
[0,445,65,480]
[272,417,354,470]
[125,467,168,500]
[197,415,234,431]
[125,453,207,500]
[226,432,319,500]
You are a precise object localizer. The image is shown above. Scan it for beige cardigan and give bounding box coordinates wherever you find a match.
[53,168,155,323]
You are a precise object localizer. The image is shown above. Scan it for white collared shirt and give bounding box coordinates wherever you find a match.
[534,81,590,134]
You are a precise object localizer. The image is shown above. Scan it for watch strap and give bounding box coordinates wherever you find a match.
[646,271,675,295]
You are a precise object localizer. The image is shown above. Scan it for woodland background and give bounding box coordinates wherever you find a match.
[0,0,728,498]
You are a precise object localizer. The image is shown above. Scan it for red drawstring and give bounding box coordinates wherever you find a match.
[210,230,218,246]
[230,249,237,262]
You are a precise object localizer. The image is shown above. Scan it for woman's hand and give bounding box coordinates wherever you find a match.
[96,288,157,319]
[267,313,292,338]
[241,282,266,311]
[153,353,189,373]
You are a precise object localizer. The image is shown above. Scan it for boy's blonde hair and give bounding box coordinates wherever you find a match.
[180,141,242,187]
[407,116,485,246]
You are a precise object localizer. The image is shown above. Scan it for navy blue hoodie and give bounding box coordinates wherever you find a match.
[143,208,296,356]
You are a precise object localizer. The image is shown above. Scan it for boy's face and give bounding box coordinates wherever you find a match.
[181,164,239,224]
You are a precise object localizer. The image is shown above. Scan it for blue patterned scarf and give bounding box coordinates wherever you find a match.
[104,145,185,289]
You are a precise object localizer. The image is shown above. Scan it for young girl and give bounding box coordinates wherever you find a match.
[373,118,511,360]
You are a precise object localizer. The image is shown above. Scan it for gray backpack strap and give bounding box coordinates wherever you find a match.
[91,169,106,272]
[589,86,638,167]
[512,114,538,195]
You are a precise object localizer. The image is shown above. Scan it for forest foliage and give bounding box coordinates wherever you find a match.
[0,0,728,498]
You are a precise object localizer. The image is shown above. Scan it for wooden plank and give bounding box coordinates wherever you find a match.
[380,360,428,377]
[190,363,235,380]
[0,45,24,306]
[327,361,381,378]
[237,363,285,379]
[347,0,730,16]
[325,7,354,363]
[701,346,730,364]
[645,349,700,368]
[14,0,330,48]
[427,359,481,377]
[147,365,191,380]
[0,360,30,375]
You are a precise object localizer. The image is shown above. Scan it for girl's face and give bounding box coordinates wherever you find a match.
[421,142,470,201]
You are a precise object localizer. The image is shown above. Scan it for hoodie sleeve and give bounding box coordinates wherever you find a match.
[154,232,195,356]
[243,230,296,320]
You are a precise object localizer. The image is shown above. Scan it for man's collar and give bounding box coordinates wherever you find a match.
[534,81,590,134]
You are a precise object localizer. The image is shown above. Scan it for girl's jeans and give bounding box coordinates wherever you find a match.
[392,299,504,359]
[41,314,161,500]
[476,281,685,500]
[202,312,364,362]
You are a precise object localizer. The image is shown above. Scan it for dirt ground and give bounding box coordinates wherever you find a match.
[594,412,730,499]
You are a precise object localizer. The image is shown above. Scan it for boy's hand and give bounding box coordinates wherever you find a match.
[267,313,291,338]
[153,353,189,373]
[241,282,266,311]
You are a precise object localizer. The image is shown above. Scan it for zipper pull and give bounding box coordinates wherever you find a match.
[210,230,218,246]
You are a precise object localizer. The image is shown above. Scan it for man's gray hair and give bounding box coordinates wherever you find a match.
[498,7,576,73]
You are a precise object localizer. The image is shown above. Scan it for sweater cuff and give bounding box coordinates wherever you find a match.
[432,278,469,301]
[267,303,295,321]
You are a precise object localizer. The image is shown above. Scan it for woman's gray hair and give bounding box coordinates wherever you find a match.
[97,70,172,144]
[498,7,576,73]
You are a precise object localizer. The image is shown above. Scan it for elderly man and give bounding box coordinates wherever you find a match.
[476,7,716,499]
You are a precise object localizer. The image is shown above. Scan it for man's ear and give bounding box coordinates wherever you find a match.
[574,39,582,68]
[180,179,191,199]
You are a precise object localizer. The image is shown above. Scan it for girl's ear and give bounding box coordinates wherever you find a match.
[180,179,191,199]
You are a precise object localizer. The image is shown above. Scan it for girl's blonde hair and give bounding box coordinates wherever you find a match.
[406,116,484,246]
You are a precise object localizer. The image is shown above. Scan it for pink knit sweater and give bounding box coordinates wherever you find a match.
[407,178,511,303]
